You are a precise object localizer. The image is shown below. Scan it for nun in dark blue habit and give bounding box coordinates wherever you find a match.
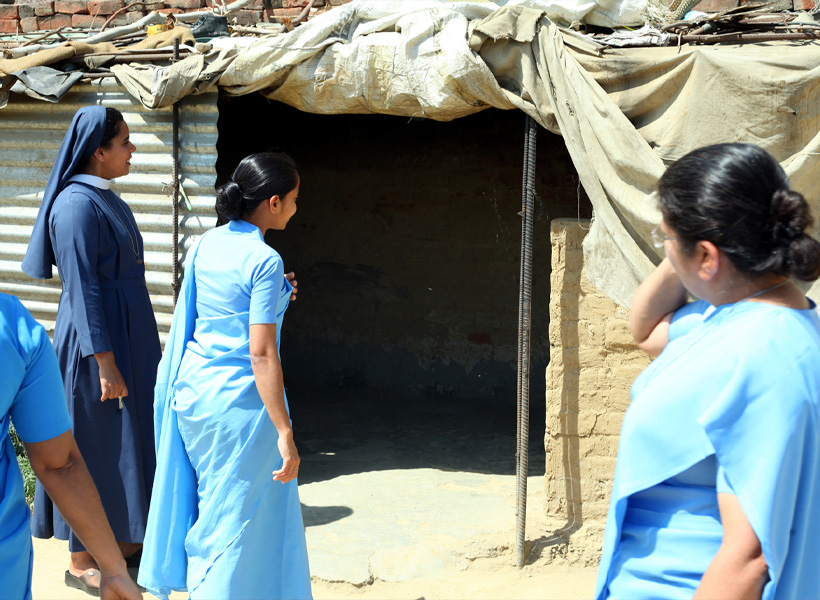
[22,105,161,596]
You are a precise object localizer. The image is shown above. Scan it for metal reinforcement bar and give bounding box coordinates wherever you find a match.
[172,36,181,305]
[516,114,537,568]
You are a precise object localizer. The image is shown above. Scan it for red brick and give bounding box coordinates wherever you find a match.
[19,15,39,30]
[284,0,325,7]
[793,0,813,9]
[327,0,349,5]
[272,7,299,17]
[123,8,143,21]
[229,0,264,9]
[106,11,142,25]
[86,0,122,15]
[34,1,55,16]
[17,4,34,17]
[39,12,71,26]
[101,13,126,26]
[55,0,88,13]
[0,18,19,33]
[72,12,102,26]
[164,0,203,8]
[141,1,164,9]
[695,0,738,9]
[283,0,325,6]
[157,7,182,14]
[0,5,18,18]
[230,8,259,24]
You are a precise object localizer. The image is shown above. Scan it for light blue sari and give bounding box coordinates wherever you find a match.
[139,220,311,599]
[597,299,820,599]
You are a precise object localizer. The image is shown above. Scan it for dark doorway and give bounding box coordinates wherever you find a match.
[216,93,592,482]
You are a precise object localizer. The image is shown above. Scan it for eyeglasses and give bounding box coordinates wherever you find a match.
[651,225,677,249]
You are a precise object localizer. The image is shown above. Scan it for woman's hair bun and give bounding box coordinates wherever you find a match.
[770,188,820,281]
[771,188,810,244]
[215,180,243,222]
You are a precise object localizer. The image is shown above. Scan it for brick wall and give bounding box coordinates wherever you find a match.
[0,0,352,34]
[543,219,650,566]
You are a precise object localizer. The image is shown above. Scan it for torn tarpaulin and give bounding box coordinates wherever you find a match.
[10,66,83,103]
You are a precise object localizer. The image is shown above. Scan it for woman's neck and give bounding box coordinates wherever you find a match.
[708,274,807,309]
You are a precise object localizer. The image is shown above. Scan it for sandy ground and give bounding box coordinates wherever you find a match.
[32,536,597,600]
[31,391,599,599]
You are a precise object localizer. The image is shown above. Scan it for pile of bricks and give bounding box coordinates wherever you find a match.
[0,0,350,35]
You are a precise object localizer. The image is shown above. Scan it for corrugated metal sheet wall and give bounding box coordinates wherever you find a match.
[0,81,218,344]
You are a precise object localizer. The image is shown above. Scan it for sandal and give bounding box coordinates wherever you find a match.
[65,569,101,597]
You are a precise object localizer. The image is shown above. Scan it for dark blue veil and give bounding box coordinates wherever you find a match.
[21,105,107,280]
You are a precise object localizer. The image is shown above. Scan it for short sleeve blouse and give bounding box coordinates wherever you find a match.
[1,294,72,443]
[193,220,286,326]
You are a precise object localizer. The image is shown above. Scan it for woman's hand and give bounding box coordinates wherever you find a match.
[94,351,128,402]
[272,430,301,484]
[286,272,298,301]
[99,569,142,600]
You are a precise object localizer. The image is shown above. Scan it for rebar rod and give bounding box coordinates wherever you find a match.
[516,114,537,568]
[172,36,181,305]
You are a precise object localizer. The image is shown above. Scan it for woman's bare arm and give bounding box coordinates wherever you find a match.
[249,322,300,484]
[24,431,141,600]
[694,493,769,599]
[629,258,688,357]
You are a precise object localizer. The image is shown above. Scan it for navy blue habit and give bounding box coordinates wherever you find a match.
[22,106,161,551]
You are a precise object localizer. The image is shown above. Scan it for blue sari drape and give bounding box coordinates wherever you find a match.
[596,300,820,599]
[139,225,311,600]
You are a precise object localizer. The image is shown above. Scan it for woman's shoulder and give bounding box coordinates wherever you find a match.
[198,225,283,270]
[0,293,45,357]
[50,183,103,218]
[731,302,820,372]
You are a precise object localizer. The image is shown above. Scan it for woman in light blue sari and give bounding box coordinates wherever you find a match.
[596,144,820,599]
[139,153,311,599]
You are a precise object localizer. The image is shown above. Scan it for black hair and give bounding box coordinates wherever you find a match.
[658,143,820,282]
[100,107,124,148]
[215,152,298,223]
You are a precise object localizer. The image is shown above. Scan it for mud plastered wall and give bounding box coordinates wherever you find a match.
[543,219,651,565]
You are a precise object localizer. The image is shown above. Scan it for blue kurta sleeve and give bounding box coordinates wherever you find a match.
[49,190,112,357]
[716,464,733,495]
[669,299,710,341]
[248,252,284,325]
[7,297,72,443]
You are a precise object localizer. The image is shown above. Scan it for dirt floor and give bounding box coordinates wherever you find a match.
[31,390,600,599]
[32,536,597,599]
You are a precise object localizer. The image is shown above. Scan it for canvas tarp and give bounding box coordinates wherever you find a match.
[8,0,820,305]
[219,2,820,305]
[471,8,820,305]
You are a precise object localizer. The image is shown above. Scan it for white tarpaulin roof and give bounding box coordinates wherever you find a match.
[215,1,820,305]
[16,0,820,306]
